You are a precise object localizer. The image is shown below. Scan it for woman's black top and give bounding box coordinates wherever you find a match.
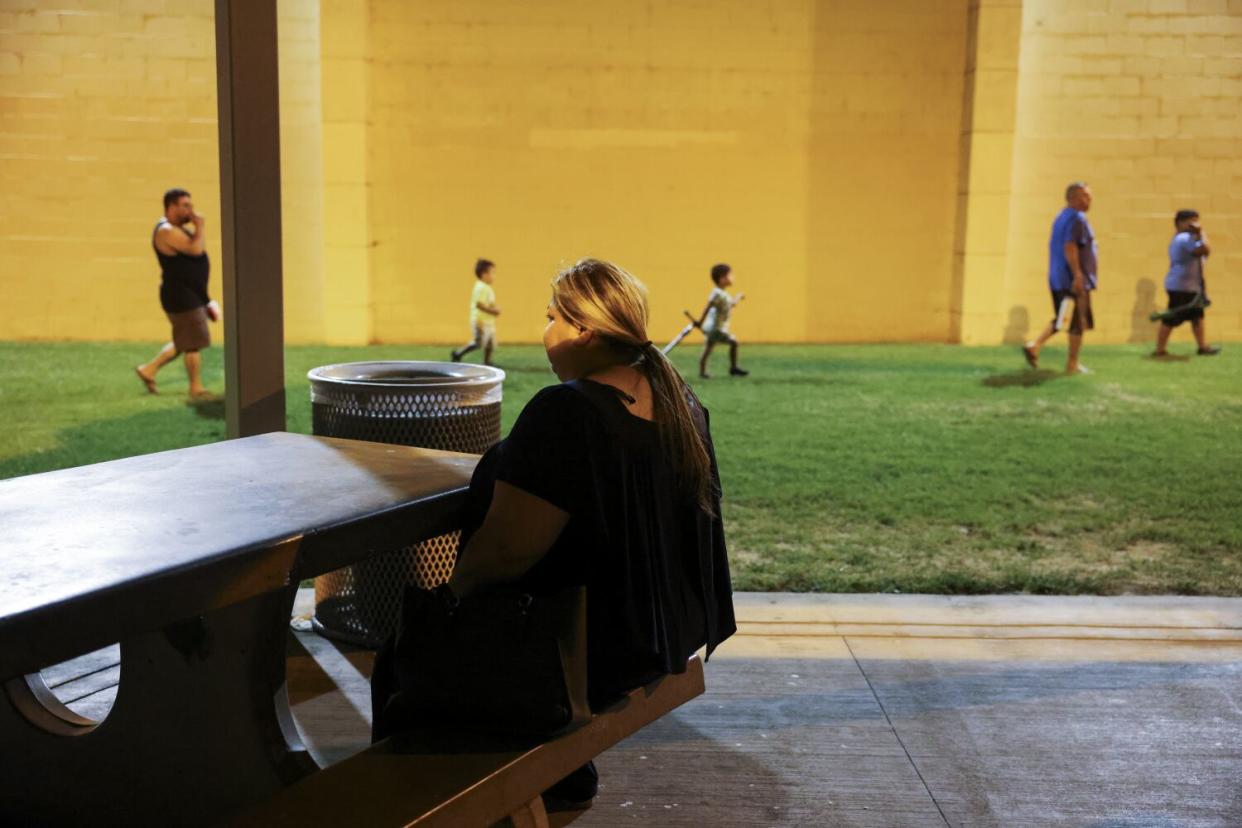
[152,221,210,313]
[459,378,736,707]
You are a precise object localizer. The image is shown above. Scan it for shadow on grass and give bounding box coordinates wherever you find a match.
[0,407,226,480]
[187,395,225,420]
[1145,353,1191,363]
[982,369,1062,388]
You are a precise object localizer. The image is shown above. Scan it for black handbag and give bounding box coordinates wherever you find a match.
[374,584,591,742]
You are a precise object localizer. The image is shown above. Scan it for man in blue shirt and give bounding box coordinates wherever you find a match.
[1153,209,1219,357]
[1023,181,1097,374]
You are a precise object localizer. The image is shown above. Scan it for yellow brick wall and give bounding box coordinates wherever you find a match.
[0,2,220,341]
[804,1,970,343]
[319,0,371,345]
[1001,0,1242,345]
[954,0,1024,345]
[0,1,327,343]
[4,1,1239,346]
[277,0,327,343]
[365,0,970,344]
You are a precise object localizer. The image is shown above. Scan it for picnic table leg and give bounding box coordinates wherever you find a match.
[497,796,551,828]
[0,585,318,827]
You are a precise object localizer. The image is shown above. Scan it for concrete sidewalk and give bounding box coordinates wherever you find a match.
[287,591,1242,827]
[577,593,1242,827]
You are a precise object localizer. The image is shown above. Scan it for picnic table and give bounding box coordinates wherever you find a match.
[0,431,708,827]
[0,432,475,826]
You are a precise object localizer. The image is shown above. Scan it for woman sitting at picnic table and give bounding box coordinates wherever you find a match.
[375,258,736,809]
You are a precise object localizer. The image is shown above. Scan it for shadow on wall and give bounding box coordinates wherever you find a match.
[1002,305,1030,345]
[1130,278,1158,343]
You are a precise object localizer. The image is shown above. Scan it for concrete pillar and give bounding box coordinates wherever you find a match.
[215,0,287,436]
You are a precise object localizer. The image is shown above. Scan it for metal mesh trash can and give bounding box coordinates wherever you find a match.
[308,361,504,647]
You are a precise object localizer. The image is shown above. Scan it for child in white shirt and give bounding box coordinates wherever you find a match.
[694,263,747,379]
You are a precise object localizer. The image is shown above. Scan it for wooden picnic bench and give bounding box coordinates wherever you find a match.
[0,431,706,827]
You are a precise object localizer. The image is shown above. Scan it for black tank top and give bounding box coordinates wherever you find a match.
[153,220,210,313]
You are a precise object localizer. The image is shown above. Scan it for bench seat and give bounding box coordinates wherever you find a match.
[229,657,705,828]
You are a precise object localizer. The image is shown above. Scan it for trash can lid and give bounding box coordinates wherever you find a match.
[307,361,506,389]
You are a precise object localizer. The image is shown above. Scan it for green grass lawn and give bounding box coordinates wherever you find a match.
[2,340,1239,595]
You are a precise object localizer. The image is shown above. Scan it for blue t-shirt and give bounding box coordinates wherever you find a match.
[1048,207,1098,292]
[1164,231,1205,293]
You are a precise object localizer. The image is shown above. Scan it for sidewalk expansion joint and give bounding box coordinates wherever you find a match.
[844,637,952,827]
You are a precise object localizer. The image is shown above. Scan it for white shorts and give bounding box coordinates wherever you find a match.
[472,323,497,349]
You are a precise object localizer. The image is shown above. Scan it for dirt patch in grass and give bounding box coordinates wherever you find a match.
[729,515,1241,596]
[728,548,767,568]
[1098,382,1183,410]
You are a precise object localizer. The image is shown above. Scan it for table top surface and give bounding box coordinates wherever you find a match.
[0,432,477,645]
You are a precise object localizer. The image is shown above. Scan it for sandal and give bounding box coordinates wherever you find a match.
[1022,345,1038,369]
[134,365,157,394]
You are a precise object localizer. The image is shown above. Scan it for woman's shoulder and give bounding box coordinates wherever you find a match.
[516,380,646,443]
[514,382,594,426]
[525,381,588,407]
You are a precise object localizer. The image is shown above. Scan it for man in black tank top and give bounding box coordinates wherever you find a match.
[135,188,216,397]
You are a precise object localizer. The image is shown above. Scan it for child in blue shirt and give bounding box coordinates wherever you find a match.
[1153,209,1219,357]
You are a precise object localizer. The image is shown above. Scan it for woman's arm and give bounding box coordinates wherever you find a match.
[447,480,570,597]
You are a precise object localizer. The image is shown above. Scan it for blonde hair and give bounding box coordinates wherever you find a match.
[551,258,715,513]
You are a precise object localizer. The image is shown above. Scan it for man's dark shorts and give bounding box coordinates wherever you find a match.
[167,306,211,352]
[1163,290,1205,327]
[1050,289,1093,335]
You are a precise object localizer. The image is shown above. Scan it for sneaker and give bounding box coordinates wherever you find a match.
[1068,364,1091,375]
[1197,346,1221,356]
[1022,345,1038,369]
[729,367,749,377]
[699,372,711,380]
[449,350,461,362]
[543,762,597,814]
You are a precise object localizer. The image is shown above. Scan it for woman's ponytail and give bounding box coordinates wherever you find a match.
[553,259,716,514]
